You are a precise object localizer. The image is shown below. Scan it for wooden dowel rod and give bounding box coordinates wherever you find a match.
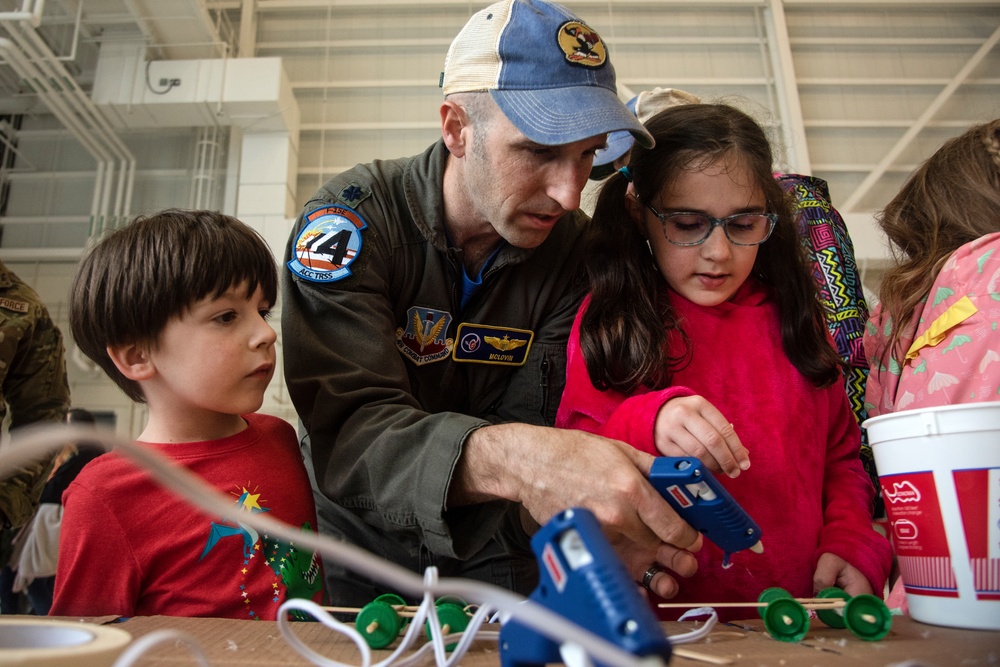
[672,647,735,665]
[321,605,421,617]
[658,600,845,610]
[658,602,769,609]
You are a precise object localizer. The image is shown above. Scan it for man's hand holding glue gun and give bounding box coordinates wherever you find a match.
[648,457,763,568]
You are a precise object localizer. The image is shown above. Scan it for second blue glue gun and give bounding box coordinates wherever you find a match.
[648,456,763,567]
[499,507,671,667]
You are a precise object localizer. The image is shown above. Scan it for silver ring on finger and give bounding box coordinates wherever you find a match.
[641,563,663,591]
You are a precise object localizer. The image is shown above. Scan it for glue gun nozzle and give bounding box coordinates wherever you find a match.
[749,540,764,554]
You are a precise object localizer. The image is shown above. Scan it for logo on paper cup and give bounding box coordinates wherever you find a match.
[884,480,922,504]
[892,519,919,541]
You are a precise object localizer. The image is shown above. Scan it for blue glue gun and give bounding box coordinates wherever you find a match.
[648,457,763,565]
[499,507,671,667]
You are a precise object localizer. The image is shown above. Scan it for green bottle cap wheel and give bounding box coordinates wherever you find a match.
[374,593,409,628]
[815,586,850,629]
[374,593,407,606]
[435,595,467,608]
[757,587,793,619]
[356,600,402,650]
[844,594,892,641]
[426,602,470,651]
[763,598,810,642]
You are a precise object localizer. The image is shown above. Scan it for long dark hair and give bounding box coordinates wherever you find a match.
[580,103,841,393]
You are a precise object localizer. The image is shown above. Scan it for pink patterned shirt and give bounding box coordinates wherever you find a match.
[864,232,1000,416]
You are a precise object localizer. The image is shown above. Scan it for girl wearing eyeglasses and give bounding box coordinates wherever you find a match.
[556,103,891,619]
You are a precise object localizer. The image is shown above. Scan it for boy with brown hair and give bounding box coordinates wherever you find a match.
[51,209,322,618]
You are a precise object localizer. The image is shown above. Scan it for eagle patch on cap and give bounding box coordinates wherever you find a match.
[557,21,606,67]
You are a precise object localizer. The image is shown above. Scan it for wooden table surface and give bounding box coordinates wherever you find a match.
[52,612,996,666]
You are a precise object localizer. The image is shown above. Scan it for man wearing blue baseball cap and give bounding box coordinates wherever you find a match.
[282,0,701,608]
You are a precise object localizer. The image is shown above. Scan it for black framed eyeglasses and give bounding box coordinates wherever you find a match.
[644,203,777,247]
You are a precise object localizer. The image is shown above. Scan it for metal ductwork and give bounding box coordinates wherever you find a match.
[0,0,135,238]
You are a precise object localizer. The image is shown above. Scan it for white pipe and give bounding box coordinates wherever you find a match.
[1,11,137,233]
[17,24,132,159]
[841,22,1000,211]
[206,129,220,207]
[114,154,128,223]
[239,0,258,57]
[0,247,85,262]
[764,0,811,174]
[7,17,117,151]
[216,42,230,116]
[0,11,37,24]
[123,161,136,224]
[193,127,223,210]
[0,38,112,232]
[0,3,123,236]
[0,123,37,171]
[30,0,43,27]
[53,0,82,63]
[191,129,205,208]
[4,25,116,229]
[89,161,104,237]
[0,34,109,157]
[0,0,43,26]
[99,159,114,226]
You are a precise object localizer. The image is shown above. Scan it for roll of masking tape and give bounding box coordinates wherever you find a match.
[0,618,131,666]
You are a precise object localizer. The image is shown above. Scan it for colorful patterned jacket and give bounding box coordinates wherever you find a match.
[864,232,1000,415]
[777,174,878,514]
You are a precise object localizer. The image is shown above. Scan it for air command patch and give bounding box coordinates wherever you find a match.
[288,205,367,283]
[452,323,533,366]
[396,306,454,366]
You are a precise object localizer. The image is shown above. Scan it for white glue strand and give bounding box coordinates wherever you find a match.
[3,424,658,667]
[278,598,373,667]
[670,608,720,645]
[409,568,499,667]
[111,629,212,667]
[278,580,499,667]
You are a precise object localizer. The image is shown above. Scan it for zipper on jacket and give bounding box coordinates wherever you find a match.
[444,249,462,314]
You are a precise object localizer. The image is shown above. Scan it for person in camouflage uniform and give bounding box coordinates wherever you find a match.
[0,259,71,613]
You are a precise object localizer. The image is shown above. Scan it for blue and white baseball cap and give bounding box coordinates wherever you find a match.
[592,87,702,169]
[592,95,639,168]
[441,0,653,149]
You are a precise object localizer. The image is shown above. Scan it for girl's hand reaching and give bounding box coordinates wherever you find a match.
[653,395,750,478]
[814,552,874,597]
